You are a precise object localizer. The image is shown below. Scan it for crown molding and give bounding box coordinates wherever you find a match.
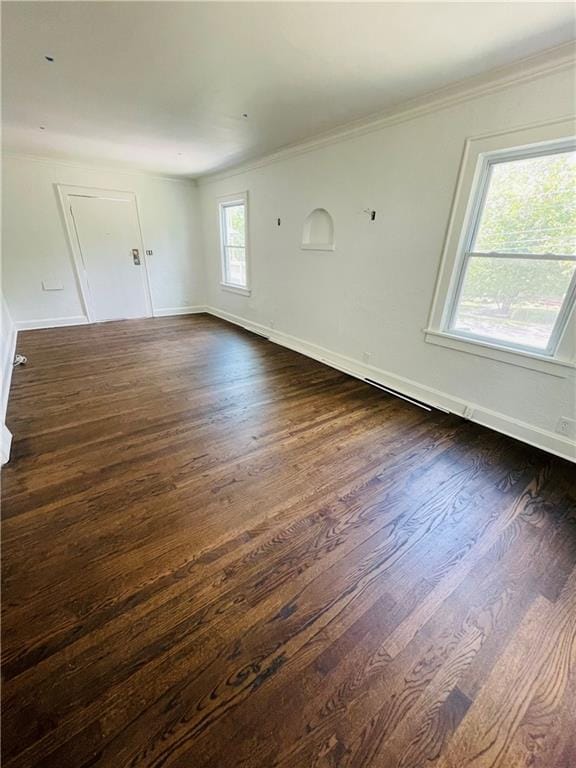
[198,40,576,187]
[1,152,198,186]
[3,41,574,186]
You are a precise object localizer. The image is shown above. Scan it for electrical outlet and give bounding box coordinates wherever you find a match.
[556,417,576,439]
[269,320,275,330]
[362,351,372,363]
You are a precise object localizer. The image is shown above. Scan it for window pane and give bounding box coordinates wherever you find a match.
[223,204,245,247]
[473,150,576,255]
[225,246,246,286]
[452,256,576,350]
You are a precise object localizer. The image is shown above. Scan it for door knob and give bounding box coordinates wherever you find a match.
[132,249,141,265]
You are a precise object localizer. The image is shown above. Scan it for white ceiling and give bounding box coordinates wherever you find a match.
[2,2,575,178]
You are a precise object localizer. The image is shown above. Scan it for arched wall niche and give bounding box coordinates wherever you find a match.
[301,208,335,251]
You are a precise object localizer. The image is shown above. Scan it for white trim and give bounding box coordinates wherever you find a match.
[56,185,92,321]
[14,315,89,331]
[131,194,156,318]
[426,118,576,368]
[152,305,207,317]
[56,184,154,324]
[4,44,572,186]
[220,283,251,296]
[13,309,208,327]
[424,329,575,378]
[8,306,574,461]
[4,43,572,186]
[198,42,576,186]
[442,138,576,358]
[218,191,251,294]
[206,306,576,464]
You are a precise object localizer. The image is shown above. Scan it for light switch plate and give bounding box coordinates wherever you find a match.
[42,280,64,291]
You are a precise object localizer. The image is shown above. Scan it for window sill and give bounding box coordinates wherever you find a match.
[424,329,575,379]
[220,283,251,297]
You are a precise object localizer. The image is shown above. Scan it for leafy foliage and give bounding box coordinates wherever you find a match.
[463,150,576,314]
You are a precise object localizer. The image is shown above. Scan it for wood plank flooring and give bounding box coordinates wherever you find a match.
[2,314,575,768]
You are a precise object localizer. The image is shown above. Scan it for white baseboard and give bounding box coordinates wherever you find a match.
[152,305,207,317]
[14,315,89,331]
[15,308,208,328]
[206,306,575,464]
[8,304,574,463]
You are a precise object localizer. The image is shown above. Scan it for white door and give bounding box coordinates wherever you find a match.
[70,195,151,321]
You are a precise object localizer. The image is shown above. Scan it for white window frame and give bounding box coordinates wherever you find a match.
[425,118,576,377]
[218,191,251,296]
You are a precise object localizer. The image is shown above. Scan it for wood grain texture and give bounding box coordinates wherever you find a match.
[2,314,575,768]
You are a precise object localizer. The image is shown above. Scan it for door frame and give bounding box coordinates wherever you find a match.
[57,184,154,323]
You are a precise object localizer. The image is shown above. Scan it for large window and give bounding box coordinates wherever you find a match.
[219,193,250,294]
[445,143,576,355]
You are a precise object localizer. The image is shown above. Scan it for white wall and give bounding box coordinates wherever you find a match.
[1,295,17,462]
[2,59,574,461]
[1,295,16,414]
[198,64,576,460]
[2,156,203,327]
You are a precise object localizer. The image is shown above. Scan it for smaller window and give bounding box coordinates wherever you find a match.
[219,193,250,294]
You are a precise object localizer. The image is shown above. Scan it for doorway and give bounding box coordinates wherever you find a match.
[59,186,153,322]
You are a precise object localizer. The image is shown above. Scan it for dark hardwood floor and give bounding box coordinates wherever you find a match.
[2,314,575,768]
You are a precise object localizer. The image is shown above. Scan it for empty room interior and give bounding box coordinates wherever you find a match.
[2,2,576,766]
